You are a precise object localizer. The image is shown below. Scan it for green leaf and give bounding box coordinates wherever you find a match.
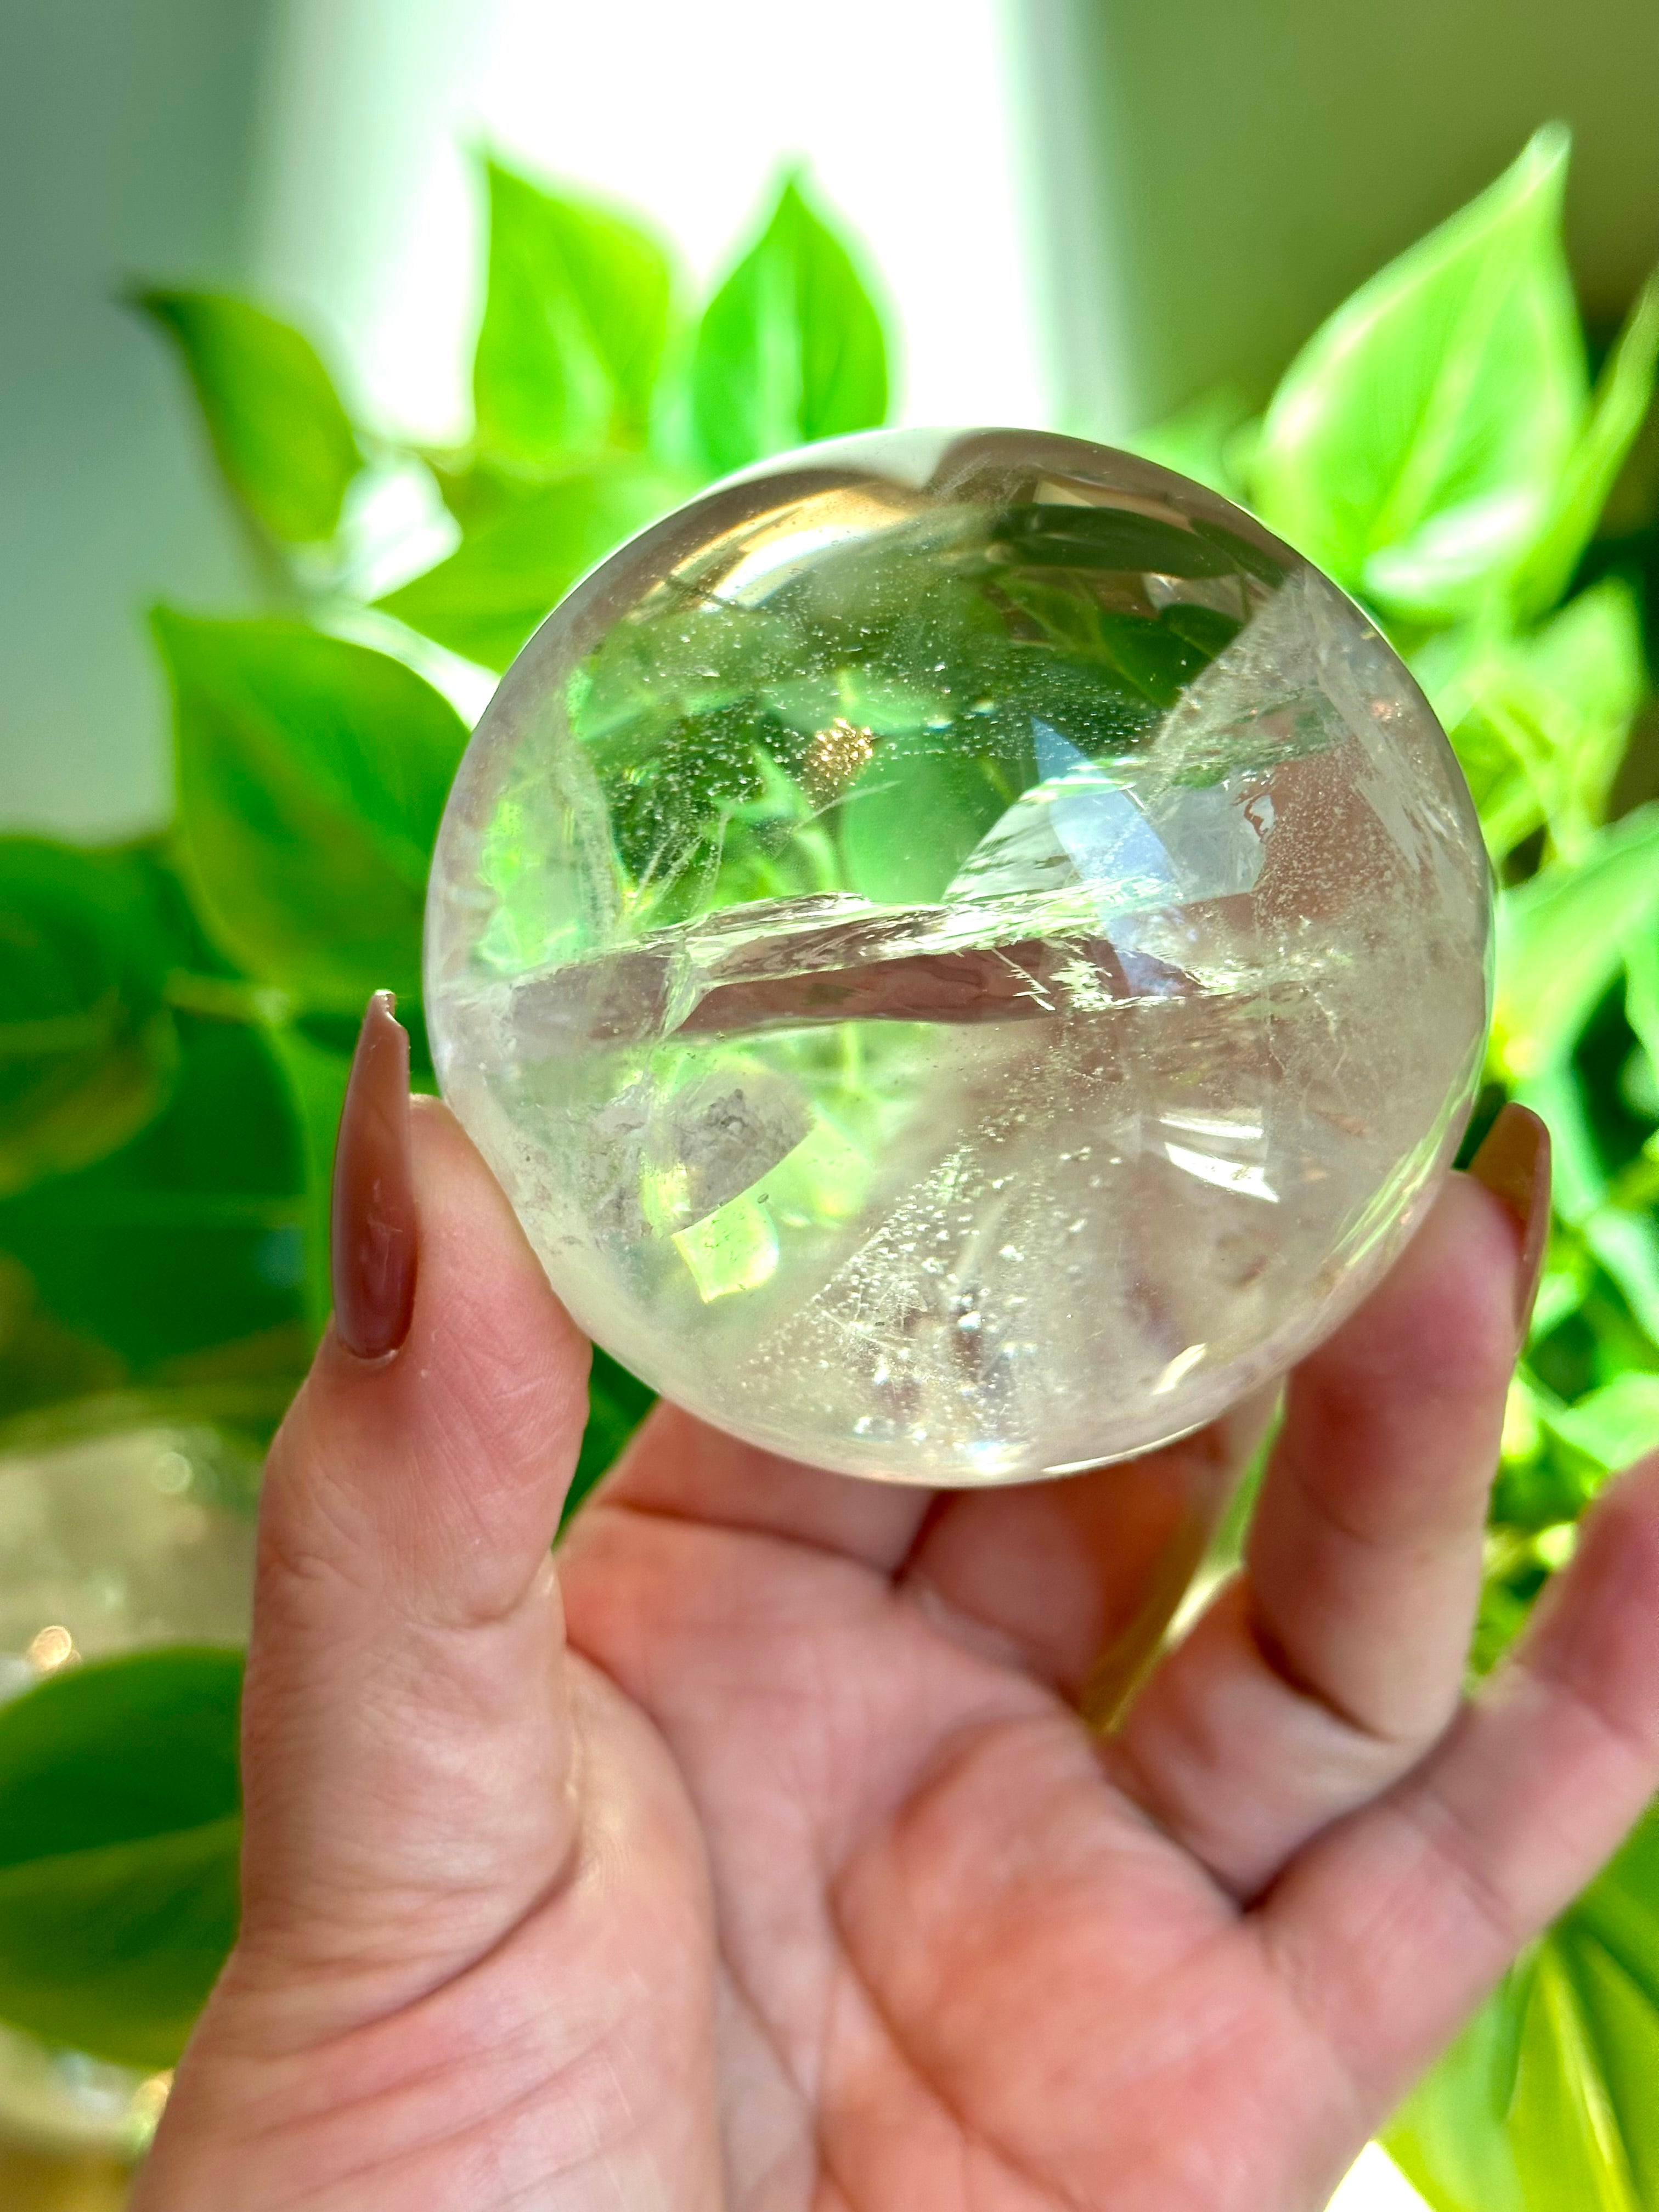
[0,1818,241,2073]
[0,1013,307,1393]
[1389,1805,1659,2211]
[1251,127,1584,619]
[1626,927,1659,1074]
[1510,1063,1659,1351]
[1582,1211,1659,1353]
[134,290,362,545]
[1501,1947,1649,2211]
[0,837,309,1435]
[1493,805,1659,1080]
[0,1647,242,2068]
[263,1024,353,1342]
[690,174,889,477]
[1385,1967,1531,2212]
[1504,582,1644,848]
[378,456,680,670]
[1419,579,1643,864]
[422,450,545,535]
[1515,275,1659,618]
[0,1254,124,1422]
[1547,1371,1659,1475]
[154,613,469,1010]
[1622,928,1659,1165]
[1128,388,1254,499]
[0,840,180,1200]
[0,1651,241,1864]
[473,161,675,467]
[1518,1066,1610,1222]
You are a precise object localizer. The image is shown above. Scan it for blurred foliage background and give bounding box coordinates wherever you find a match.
[5,114,1659,2210]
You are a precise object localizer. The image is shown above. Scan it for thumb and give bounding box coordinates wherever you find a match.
[232,993,592,2022]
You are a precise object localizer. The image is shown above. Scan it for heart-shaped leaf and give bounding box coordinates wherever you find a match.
[690,175,888,477]
[155,613,469,1011]
[0,841,179,1200]
[135,290,362,545]
[1251,127,1584,620]
[473,162,676,466]
[0,1647,243,2069]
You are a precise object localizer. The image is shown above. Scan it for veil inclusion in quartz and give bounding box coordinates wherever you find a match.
[426,430,1492,1485]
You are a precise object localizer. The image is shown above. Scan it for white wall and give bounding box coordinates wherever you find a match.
[0,0,272,838]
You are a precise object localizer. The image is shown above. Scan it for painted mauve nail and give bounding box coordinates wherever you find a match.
[1466,1102,1551,1338]
[330,991,417,1359]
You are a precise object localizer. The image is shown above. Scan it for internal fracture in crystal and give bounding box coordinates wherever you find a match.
[426,429,1492,1484]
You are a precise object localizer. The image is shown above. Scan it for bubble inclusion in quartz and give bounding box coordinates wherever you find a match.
[425,429,1492,1486]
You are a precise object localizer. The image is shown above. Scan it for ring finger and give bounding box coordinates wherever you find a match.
[1107,1105,1548,1900]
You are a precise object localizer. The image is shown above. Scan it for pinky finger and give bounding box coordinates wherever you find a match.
[1259,1452,1659,2114]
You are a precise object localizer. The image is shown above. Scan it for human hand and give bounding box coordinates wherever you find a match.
[135,996,1659,2211]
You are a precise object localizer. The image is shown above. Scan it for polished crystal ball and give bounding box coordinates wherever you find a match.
[426,429,1492,1485]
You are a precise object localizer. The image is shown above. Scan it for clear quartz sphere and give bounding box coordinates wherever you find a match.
[426,429,1492,1485]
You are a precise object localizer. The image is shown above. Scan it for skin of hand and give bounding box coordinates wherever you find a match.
[131,995,1659,2212]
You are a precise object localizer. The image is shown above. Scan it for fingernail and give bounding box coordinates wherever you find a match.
[1468,1103,1551,1337]
[330,991,417,1359]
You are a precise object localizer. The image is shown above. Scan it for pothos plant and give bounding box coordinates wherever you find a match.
[1,125,1657,2206]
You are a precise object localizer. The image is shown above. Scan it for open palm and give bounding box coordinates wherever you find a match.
[138,1068,1659,2211]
